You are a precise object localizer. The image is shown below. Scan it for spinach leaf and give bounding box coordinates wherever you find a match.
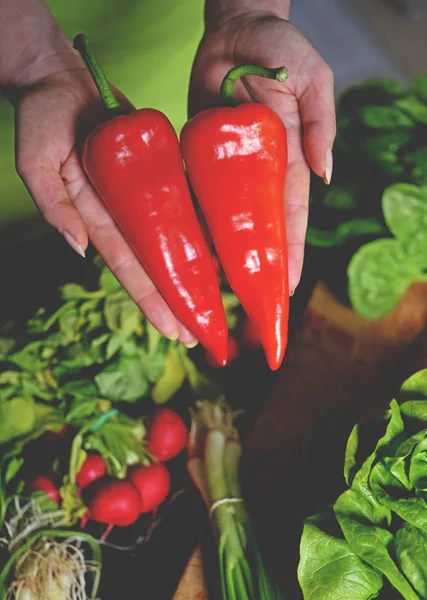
[298,512,383,600]
[104,291,141,334]
[395,97,427,125]
[382,183,427,240]
[306,219,385,248]
[359,106,415,130]
[396,523,427,598]
[410,74,427,102]
[323,185,357,210]
[95,356,149,402]
[0,338,14,360]
[348,239,418,319]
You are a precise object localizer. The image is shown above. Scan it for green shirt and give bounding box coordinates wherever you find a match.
[0,0,204,227]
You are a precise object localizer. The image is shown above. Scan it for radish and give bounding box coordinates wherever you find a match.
[205,336,239,368]
[76,453,108,489]
[128,463,171,513]
[146,408,189,462]
[28,475,60,504]
[85,479,141,526]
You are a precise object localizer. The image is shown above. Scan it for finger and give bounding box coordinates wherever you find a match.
[297,64,336,183]
[16,158,88,257]
[62,151,198,345]
[262,93,310,293]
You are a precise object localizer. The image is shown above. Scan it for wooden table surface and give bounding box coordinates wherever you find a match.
[173,280,427,599]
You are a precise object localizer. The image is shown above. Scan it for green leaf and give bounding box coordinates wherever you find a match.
[395,96,427,125]
[43,301,77,332]
[396,523,427,598]
[0,338,15,360]
[360,132,411,161]
[359,105,415,129]
[8,342,46,372]
[306,219,385,248]
[106,332,129,359]
[99,267,122,293]
[4,456,24,484]
[400,368,427,399]
[138,348,165,383]
[104,291,141,334]
[323,185,357,210]
[60,283,90,301]
[298,512,383,600]
[85,415,147,478]
[0,397,62,445]
[348,238,418,319]
[152,345,186,404]
[410,74,427,101]
[179,349,219,400]
[382,183,427,240]
[95,357,149,402]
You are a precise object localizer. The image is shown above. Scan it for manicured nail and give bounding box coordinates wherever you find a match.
[63,231,86,258]
[324,148,333,185]
[289,289,295,297]
[185,340,199,349]
[166,331,179,341]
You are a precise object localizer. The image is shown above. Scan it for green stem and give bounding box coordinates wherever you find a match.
[73,33,129,116]
[220,64,289,107]
[0,529,102,600]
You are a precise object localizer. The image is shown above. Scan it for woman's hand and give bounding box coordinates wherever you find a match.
[11,57,198,346]
[189,9,336,292]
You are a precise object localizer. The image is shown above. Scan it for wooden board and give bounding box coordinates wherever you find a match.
[173,280,427,598]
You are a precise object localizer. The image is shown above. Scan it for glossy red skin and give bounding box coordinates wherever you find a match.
[181,103,289,370]
[76,454,108,489]
[82,108,228,366]
[86,480,141,526]
[28,475,60,504]
[206,336,239,368]
[128,463,171,513]
[146,408,188,462]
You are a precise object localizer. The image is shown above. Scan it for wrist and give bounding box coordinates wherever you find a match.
[204,0,291,30]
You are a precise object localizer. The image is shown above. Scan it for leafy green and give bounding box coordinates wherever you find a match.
[306,219,385,248]
[152,345,186,404]
[0,397,63,445]
[348,184,427,319]
[359,105,414,129]
[298,368,427,600]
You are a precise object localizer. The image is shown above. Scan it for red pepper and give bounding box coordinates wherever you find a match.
[180,65,290,370]
[73,35,228,365]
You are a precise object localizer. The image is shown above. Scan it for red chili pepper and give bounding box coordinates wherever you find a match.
[73,35,228,365]
[180,65,290,370]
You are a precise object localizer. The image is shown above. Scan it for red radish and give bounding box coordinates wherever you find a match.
[76,454,108,489]
[28,475,60,504]
[128,463,171,513]
[205,336,239,368]
[86,479,141,526]
[146,408,189,462]
[240,316,261,347]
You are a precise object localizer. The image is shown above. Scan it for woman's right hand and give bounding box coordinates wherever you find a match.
[6,44,199,347]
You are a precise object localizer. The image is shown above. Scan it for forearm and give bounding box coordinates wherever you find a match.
[205,0,291,27]
[0,0,79,91]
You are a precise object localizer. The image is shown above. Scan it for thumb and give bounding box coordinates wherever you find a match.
[16,157,88,257]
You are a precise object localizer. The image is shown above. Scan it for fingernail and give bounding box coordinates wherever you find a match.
[63,231,86,258]
[289,289,295,297]
[324,148,333,185]
[185,340,199,349]
[166,331,179,341]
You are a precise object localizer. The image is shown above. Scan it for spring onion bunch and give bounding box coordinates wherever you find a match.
[188,397,285,600]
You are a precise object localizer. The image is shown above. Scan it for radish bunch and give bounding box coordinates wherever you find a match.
[28,408,189,532]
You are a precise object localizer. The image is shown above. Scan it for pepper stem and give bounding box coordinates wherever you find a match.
[73,34,129,116]
[220,64,289,107]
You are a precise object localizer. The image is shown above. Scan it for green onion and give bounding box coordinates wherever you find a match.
[188,397,285,600]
